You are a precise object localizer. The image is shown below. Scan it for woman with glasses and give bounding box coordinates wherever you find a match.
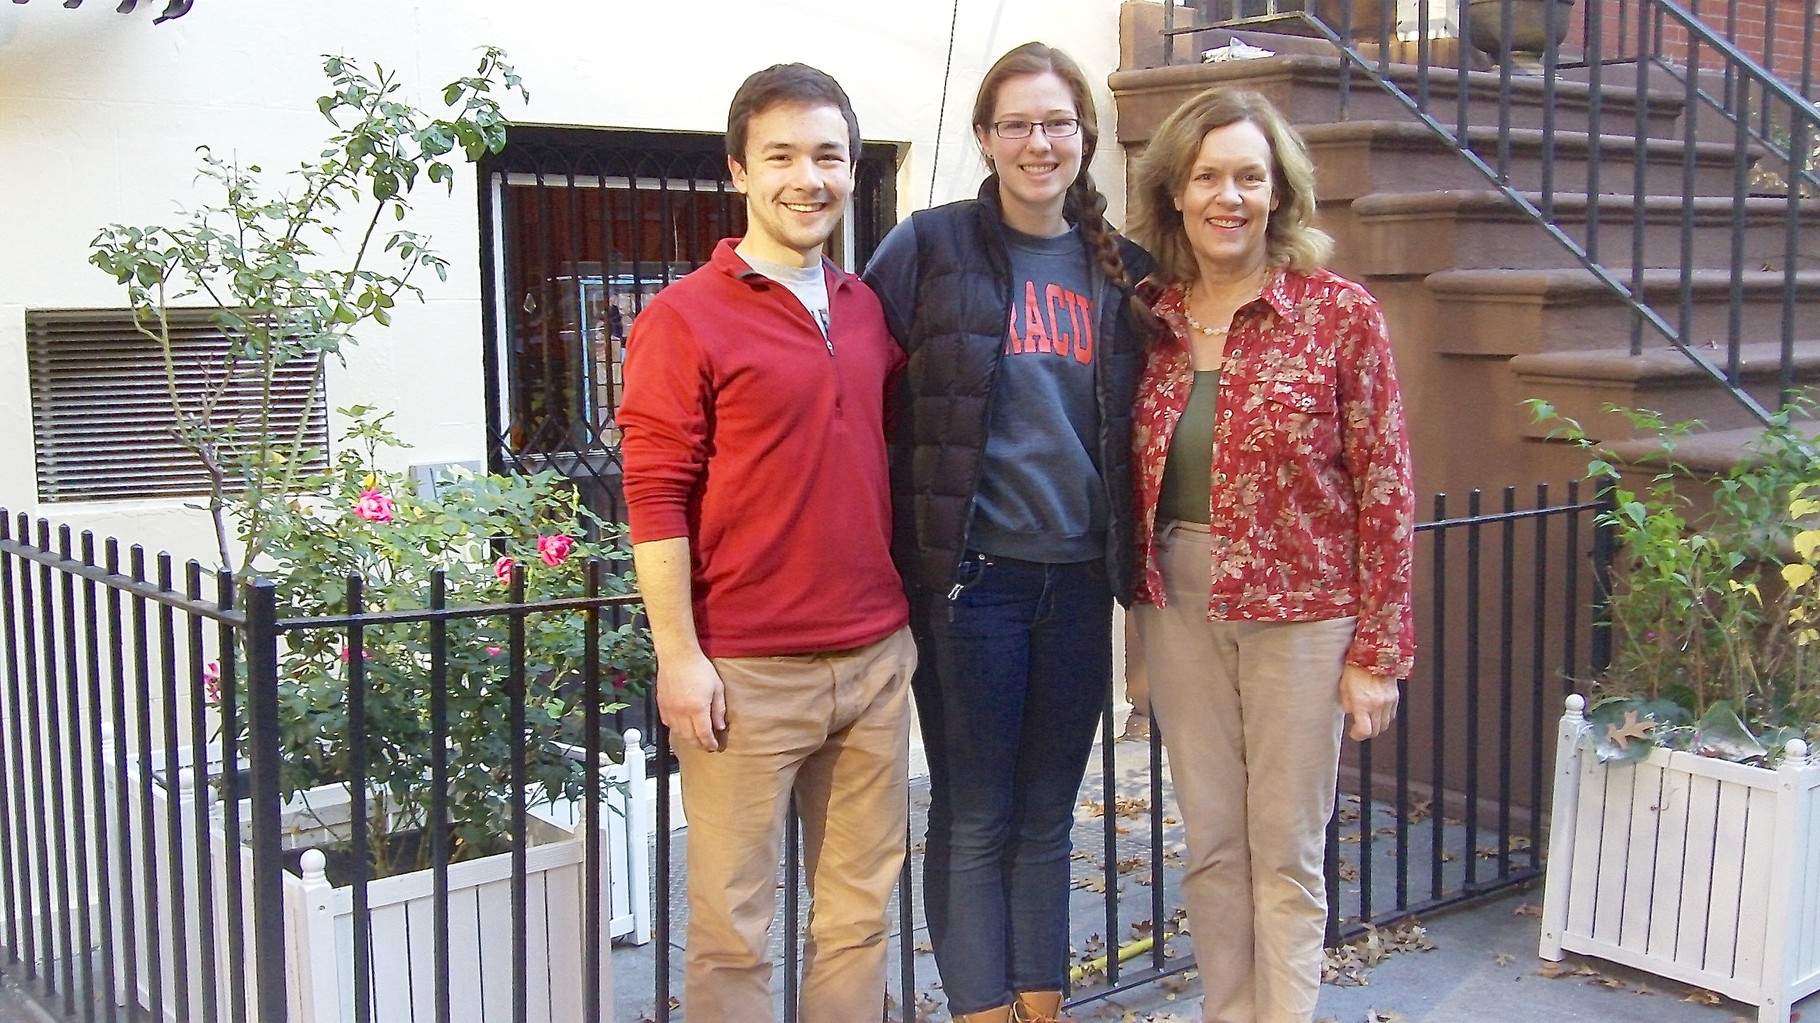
[863,41,1157,1023]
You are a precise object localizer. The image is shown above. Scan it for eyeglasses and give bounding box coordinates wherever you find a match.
[990,118,1081,139]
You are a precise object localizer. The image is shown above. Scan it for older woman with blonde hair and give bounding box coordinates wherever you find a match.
[1124,87,1416,1023]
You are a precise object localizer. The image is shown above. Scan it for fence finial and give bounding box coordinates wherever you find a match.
[299,848,329,887]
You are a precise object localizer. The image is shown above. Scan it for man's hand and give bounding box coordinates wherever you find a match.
[631,536,727,752]
[1339,663,1399,741]
[656,649,727,752]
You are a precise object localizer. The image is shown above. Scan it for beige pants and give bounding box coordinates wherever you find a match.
[1133,522,1353,1023]
[673,626,916,1023]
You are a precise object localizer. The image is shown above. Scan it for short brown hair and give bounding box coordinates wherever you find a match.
[726,63,861,168]
[1128,87,1332,284]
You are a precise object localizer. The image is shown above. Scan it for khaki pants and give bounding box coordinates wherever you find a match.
[674,626,915,1023]
[1133,522,1353,1023]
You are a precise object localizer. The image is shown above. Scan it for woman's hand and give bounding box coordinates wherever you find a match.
[1339,664,1399,741]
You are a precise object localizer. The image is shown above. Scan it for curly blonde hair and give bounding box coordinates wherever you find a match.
[1128,86,1332,285]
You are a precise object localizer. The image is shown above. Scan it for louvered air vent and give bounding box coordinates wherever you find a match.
[26,309,328,502]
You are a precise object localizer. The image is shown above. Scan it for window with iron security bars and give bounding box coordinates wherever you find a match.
[479,126,900,524]
[26,308,328,502]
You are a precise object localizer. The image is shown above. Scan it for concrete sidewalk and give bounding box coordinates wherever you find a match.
[1085,885,1815,1022]
[615,718,1813,1023]
[615,859,1808,1023]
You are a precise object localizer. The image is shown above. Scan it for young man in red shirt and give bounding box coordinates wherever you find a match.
[617,63,914,1023]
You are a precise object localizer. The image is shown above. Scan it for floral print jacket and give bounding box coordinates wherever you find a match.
[1133,268,1416,679]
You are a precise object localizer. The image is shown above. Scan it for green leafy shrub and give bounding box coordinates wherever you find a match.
[90,53,655,876]
[1529,400,1820,765]
[89,50,526,573]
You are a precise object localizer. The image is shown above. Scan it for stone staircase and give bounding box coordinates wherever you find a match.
[1110,35,1820,499]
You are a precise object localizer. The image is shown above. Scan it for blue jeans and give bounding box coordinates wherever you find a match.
[914,553,1113,1015]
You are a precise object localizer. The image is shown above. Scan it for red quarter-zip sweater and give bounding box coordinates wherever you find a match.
[619,239,909,657]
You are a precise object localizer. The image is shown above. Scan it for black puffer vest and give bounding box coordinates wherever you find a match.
[886,182,1154,605]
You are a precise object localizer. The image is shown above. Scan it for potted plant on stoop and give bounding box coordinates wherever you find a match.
[89,50,655,1023]
[1529,402,1820,1023]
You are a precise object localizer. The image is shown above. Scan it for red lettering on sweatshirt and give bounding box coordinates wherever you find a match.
[1003,284,1094,362]
[1023,281,1052,353]
[1072,292,1094,363]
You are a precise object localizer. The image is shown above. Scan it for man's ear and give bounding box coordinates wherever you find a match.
[727,153,748,194]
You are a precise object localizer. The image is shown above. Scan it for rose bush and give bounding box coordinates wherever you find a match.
[94,50,655,878]
[239,406,653,872]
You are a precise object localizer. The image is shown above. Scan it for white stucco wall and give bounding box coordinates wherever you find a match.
[0,0,1124,563]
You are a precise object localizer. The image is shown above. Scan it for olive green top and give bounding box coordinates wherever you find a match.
[1157,370,1221,525]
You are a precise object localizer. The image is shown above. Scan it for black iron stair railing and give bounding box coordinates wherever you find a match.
[1164,0,1820,427]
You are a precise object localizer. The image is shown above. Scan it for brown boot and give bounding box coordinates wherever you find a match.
[1012,991,1067,1022]
[952,1008,1013,1023]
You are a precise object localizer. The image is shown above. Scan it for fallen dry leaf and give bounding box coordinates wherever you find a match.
[1397,798,1433,824]
[1606,709,1655,750]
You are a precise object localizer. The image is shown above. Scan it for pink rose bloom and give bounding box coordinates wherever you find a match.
[353,489,395,524]
[494,556,516,584]
[338,646,372,663]
[486,646,503,657]
[202,661,222,704]
[537,534,575,567]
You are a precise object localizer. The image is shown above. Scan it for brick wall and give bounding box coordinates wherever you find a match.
[1575,0,1816,91]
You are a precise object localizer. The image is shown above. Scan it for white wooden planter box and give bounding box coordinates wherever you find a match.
[105,730,652,1023]
[1540,696,1820,1023]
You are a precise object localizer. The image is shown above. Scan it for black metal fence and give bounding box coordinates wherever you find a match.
[644,483,1613,1020]
[0,512,644,1023]
[1162,0,1820,429]
[0,483,1607,1022]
